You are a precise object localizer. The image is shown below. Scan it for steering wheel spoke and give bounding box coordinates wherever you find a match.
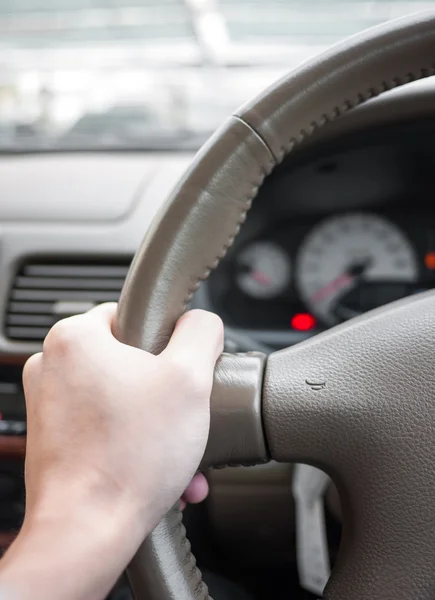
[201,352,268,470]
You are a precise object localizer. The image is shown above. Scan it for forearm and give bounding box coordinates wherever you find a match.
[0,499,141,600]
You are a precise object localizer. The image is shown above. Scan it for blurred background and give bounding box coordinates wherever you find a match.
[0,0,434,151]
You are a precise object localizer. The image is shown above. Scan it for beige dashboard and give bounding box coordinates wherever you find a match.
[0,152,192,356]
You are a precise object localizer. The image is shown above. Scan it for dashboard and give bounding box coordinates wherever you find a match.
[0,78,434,573]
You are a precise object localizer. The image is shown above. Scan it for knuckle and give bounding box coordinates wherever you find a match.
[165,355,191,381]
[167,357,210,396]
[22,352,42,385]
[207,313,224,348]
[204,310,224,330]
[190,374,211,398]
[186,309,224,332]
[43,316,82,354]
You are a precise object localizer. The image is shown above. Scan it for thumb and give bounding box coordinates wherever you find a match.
[162,309,224,371]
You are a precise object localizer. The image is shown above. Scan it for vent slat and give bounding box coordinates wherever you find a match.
[16,277,126,290]
[5,259,131,342]
[24,265,130,277]
[7,327,51,340]
[9,302,54,314]
[7,314,57,326]
[12,289,120,302]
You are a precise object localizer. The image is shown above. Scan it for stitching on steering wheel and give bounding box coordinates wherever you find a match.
[181,166,274,310]
[278,66,435,161]
[173,506,211,599]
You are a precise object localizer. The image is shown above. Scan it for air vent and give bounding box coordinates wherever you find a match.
[5,259,131,342]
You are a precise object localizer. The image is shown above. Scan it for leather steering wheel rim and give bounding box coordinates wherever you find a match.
[116,11,435,600]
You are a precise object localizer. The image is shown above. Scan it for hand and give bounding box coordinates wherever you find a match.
[0,304,223,600]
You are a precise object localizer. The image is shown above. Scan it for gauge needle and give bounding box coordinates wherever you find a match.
[311,257,372,304]
[251,270,272,286]
[311,272,354,303]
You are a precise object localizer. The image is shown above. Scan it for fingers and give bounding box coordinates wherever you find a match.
[84,302,118,328]
[183,473,209,504]
[83,306,223,371]
[22,352,43,391]
[22,352,43,419]
[180,473,209,510]
[42,303,118,356]
[163,309,224,369]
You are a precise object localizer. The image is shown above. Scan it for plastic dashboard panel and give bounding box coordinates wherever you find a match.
[0,78,434,361]
[0,153,191,356]
[0,154,155,223]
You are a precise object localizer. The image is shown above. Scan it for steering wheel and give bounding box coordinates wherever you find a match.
[115,11,435,600]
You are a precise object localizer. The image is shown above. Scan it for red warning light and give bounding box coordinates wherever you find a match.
[291,313,317,331]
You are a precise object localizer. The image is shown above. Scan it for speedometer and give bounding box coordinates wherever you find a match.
[296,213,418,325]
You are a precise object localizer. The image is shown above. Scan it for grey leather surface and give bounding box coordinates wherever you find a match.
[264,290,435,599]
[201,352,267,470]
[115,10,435,600]
[116,116,274,355]
[128,506,209,600]
[237,11,435,162]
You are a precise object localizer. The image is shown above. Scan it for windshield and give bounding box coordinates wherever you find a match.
[1,0,434,151]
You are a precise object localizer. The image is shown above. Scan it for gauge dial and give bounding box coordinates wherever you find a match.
[235,241,291,300]
[296,213,418,325]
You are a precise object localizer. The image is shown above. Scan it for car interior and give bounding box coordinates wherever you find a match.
[1,2,435,599]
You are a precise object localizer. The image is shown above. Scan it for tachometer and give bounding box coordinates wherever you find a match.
[296,213,418,325]
[235,241,291,300]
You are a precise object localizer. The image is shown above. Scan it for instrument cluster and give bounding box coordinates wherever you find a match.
[207,210,435,337]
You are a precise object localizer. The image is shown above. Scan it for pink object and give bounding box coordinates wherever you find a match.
[251,270,271,286]
[311,272,353,303]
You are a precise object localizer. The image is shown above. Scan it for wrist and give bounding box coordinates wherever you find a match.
[0,486,144,600]
[27,466,149,547]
